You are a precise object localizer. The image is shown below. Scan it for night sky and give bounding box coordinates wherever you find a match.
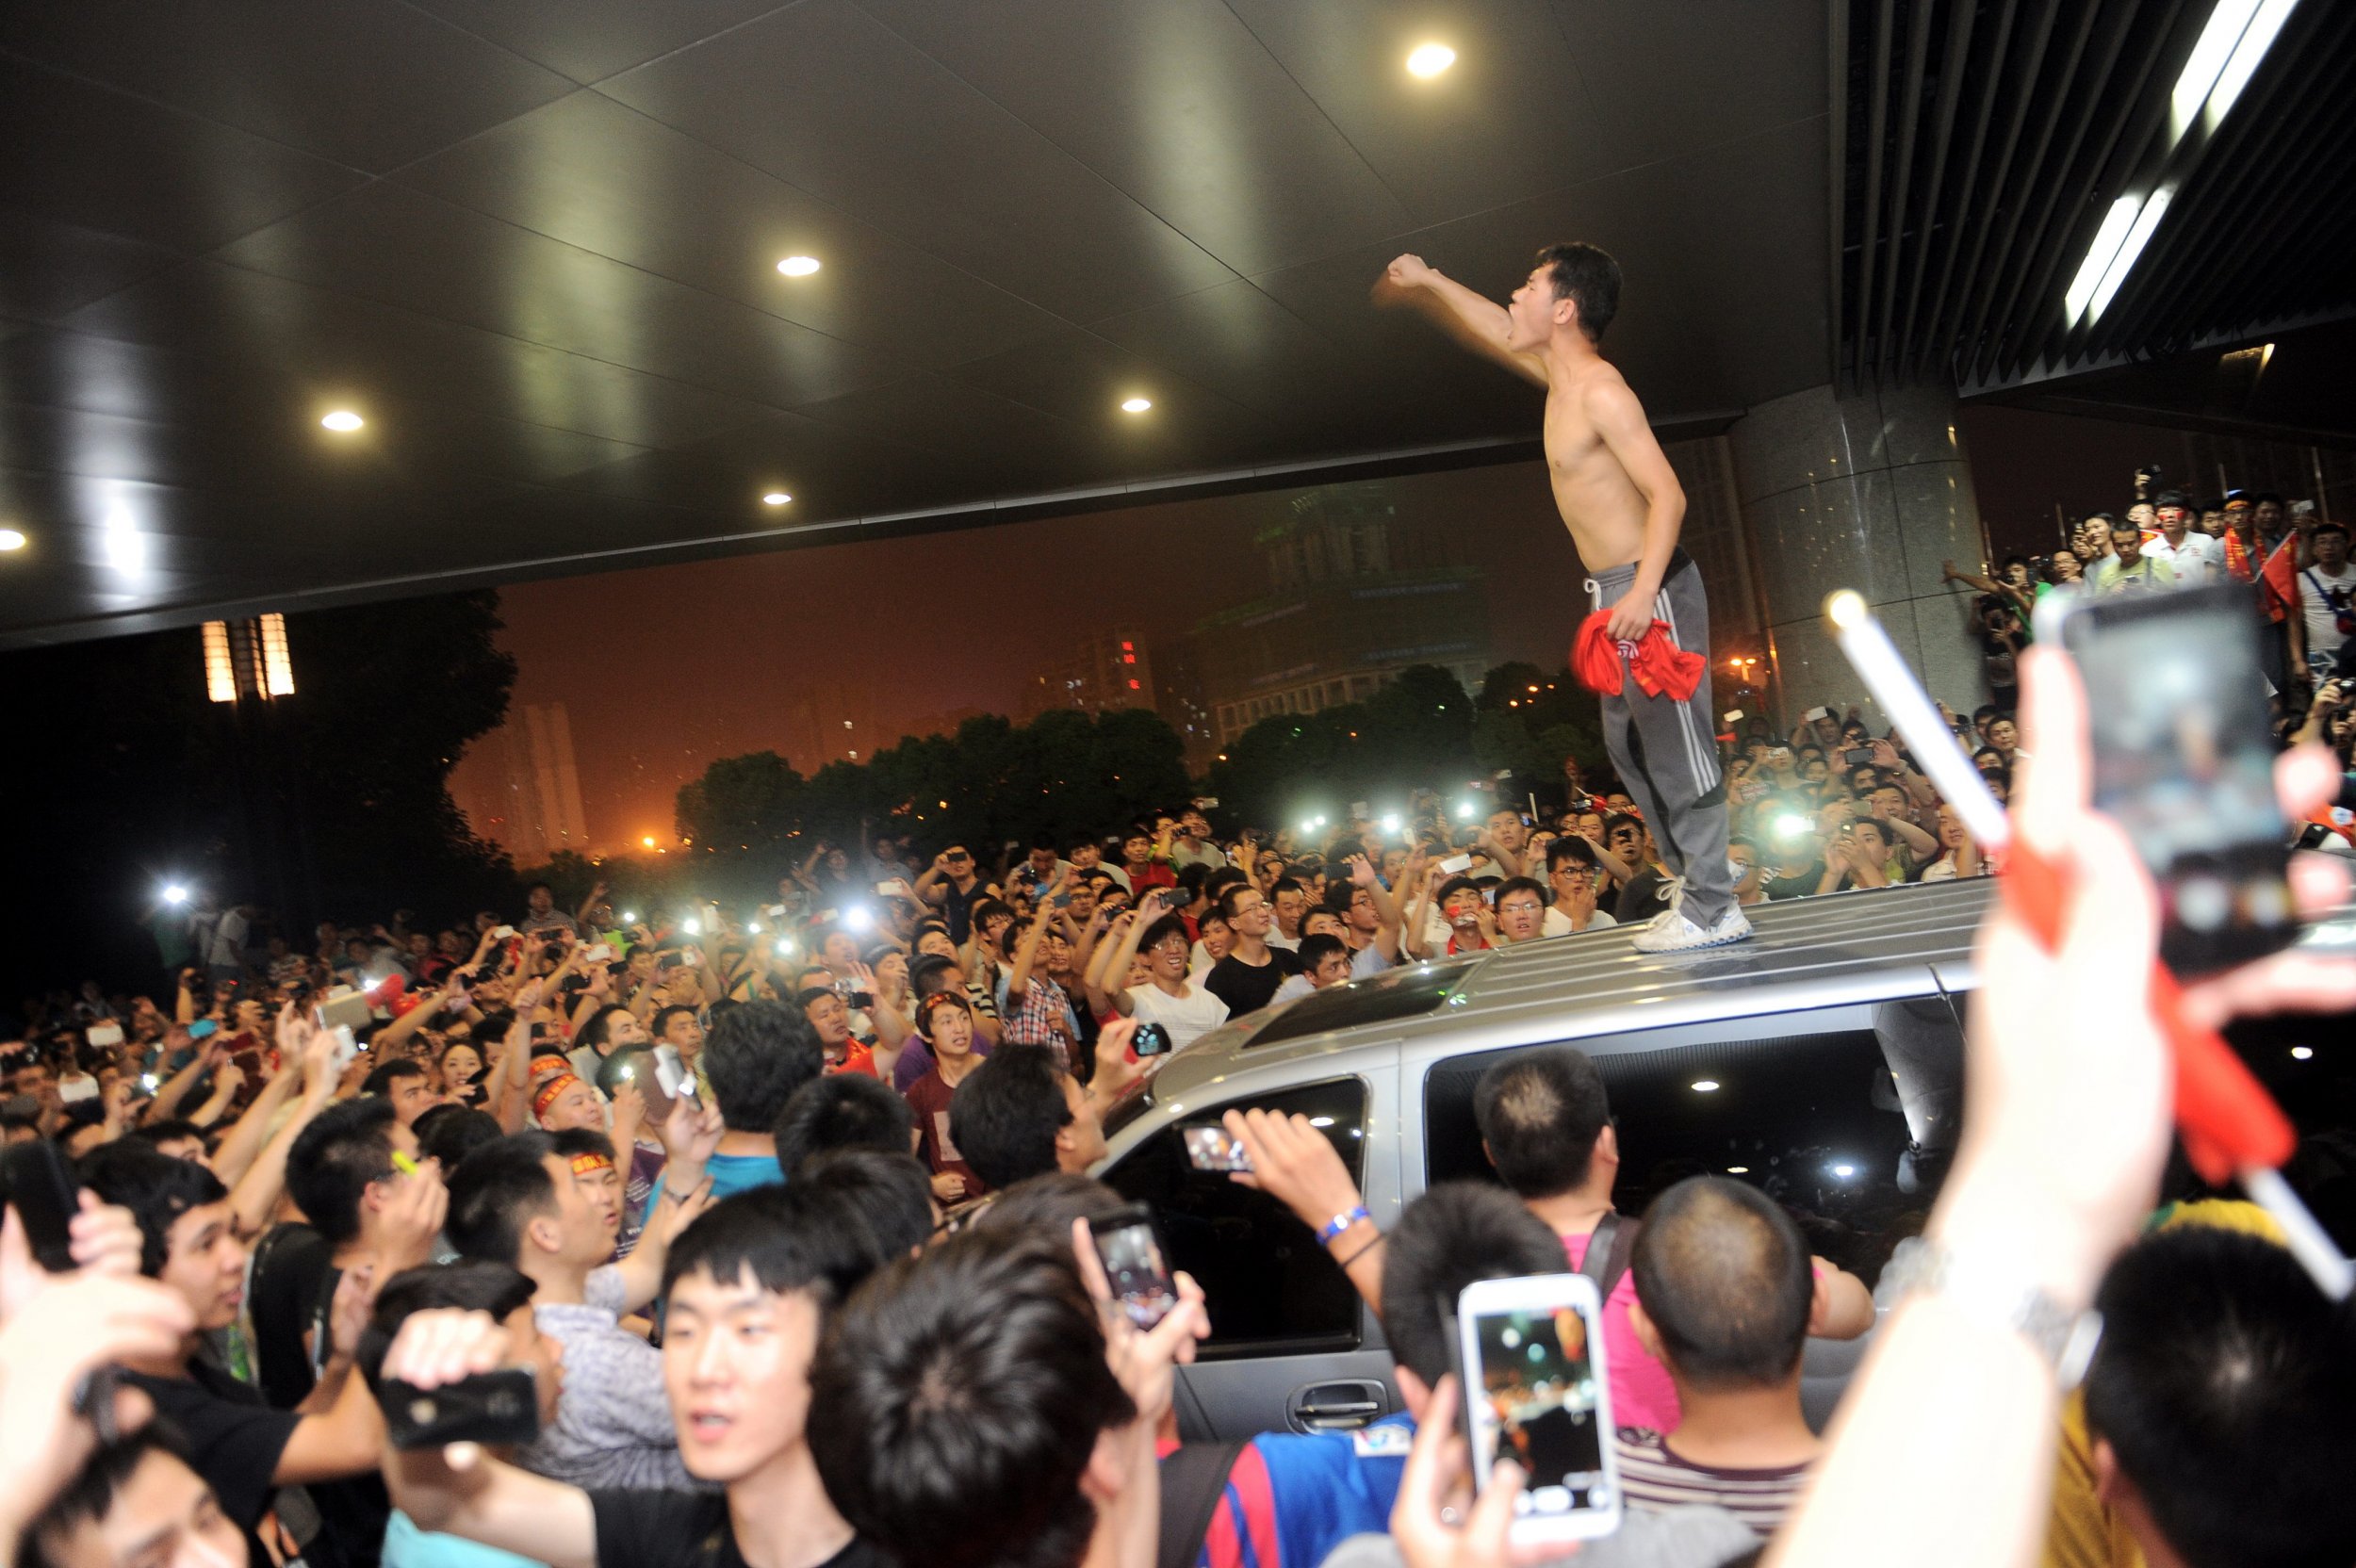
[455,401,2168,854]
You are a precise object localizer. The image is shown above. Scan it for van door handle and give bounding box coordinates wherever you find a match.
[1286,1380,1386,1432]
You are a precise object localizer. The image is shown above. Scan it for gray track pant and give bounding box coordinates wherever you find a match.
[1588,550,1733,927]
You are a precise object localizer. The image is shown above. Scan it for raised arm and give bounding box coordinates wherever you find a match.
[1085,908,1152,1019]
[377,1311,598,1568]
[1377,254,1546,387]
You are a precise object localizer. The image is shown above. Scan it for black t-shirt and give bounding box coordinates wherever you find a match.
[938,877,984,944]
[1203,947,1303,1020]
[590,1489,890,1568]
[250,1221,335,1408]
[1765,861,1825,901]
[125,1362,298,1568]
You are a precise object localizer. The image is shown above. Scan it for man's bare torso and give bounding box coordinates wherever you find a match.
[1542,356,1651,575]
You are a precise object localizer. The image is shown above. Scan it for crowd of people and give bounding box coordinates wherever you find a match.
[3,475,2353,1568]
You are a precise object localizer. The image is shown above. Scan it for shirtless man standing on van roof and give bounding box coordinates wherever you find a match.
[1381,247,1745,951]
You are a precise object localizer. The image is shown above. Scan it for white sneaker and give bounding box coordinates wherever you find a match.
[1630,904,1754,953]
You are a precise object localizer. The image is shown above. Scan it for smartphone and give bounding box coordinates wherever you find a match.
[653,1044,698,1108]
[381,1369,541,1450]
[1182,1124,1252,1172]
[1841,746,1875,770]
[85,1022,124,1049]
[1456,1273,1619,1544]
[1438,853,1474,875]
[329,1025,362,1074]
[490,925,517,939]
[1132,1022,1172,1058]
[2039,582,2296,975]
[874,878,914,899]
[1087,1203,1179,1331]
[1804,705,1830,723]
[1,1139,83,1272]
[186,1019,219,1040]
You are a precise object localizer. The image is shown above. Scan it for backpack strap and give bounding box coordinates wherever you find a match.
[1576,1212,1643,1301]
[1157,1439,1249,1568]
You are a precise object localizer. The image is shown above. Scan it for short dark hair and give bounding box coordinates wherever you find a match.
[2083,1226,2356,1568]
[2153,488,2190,510]
[701,1001,824,1133]
[443,1132,560,1266]
[549,1126,615,1167]
[286,1096,400,1246]
[76,1143,228,1276]
[355,1260,535,1394]
[660,1181,896,1306]
[949,1043,1072,1191]
[1493,875,1548,912]
[1380,1183,1567,1386]
[796,1150,935,1263]
[1472,1046,1612,1198]
[808,1232,1135,1568]
[1537,242,1621,341]
[1546,836,1601,874]
[1138,914,1190,955]
[908,954,962,1001]
[972,1171,1132,1241]
[417,1105,504,1170]
[141,1118,206,1152]
[1216,884,1260,922]
[576,1004,632,1054]
[2314,519,2349,541]
[29,1424,206,1566]
[1432,874,1481,909]
[649,1004,699,1040]
[1601,811,1644,841]
[773,1073,915,1177]
[1296,933,1349,973]
[1631,1178,1812,1391]
[361,1057,426,1097]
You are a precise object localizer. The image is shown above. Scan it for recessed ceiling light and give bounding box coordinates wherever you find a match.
[1406,42,1456,77]
[1120,397,1153,414]
[2291,1045,2315,1060]
[1726,1166,1750,1174]
[762,491,792,506]
[321,410,364,432]
[777,255,821,277]
[1691,1079,1720,1092]
[0,530,24,551]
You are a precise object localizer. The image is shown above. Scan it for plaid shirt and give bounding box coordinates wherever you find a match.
[996,972,1078,1070]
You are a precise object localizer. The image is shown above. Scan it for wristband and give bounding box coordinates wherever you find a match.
[1317,1205,1372,1246]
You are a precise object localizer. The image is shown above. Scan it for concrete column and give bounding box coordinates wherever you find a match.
[1726,383,1989,723]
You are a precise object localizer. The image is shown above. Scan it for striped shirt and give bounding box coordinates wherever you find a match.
[1612,1428,1812,1536]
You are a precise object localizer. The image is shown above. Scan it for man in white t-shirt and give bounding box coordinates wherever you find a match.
[2299,520,2354,678]
[2144,490,2224,585]
[1085,902,1229,1053]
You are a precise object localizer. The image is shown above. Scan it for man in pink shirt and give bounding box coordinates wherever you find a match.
[1472,1046,1683,1430]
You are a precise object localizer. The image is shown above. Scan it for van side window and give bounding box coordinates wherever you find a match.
[1424,1021,1958,1290]
[1104,1077,1368,1359]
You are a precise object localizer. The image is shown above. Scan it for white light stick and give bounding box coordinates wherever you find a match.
[1822,589,2350,1299]
[1824,592,2007,849]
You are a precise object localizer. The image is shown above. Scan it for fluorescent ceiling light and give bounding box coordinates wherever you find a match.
[2171,0,2261,139]
[762,491,792,505]
[2086,186,2173,322]
[2203,0,2299,132]
[2065,196,2143,320]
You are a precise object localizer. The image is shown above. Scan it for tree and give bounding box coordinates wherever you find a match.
[675,752,806,854]
[2,590,518,997]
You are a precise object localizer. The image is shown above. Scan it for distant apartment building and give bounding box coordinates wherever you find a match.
[1022,629,1157,719]
[451,700,591,863]
[1155,483,1491,772]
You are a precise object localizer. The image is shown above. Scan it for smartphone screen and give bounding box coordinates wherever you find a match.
[2052,583,2295,975]
[1133,1022,1172,1057]
[1182,1125,1252,1172]
[1088,1204,1178,1330]
[653,1044,697,1107]
[1458,1275,1617,1541]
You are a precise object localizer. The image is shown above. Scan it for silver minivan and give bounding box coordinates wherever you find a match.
[1098,879,1997,1441]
